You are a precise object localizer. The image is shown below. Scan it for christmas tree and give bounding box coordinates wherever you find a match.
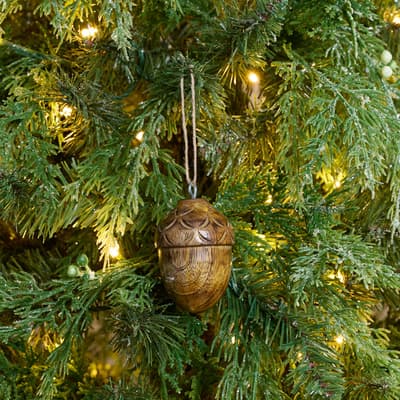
[1,0,400,398]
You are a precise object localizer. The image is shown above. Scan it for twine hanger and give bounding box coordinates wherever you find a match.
[180,66,198,199]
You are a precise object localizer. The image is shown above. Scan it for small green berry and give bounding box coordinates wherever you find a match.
[381,50,393,65]
[381,65,393,80]
[67,264,80,277]
[76,253,89,267]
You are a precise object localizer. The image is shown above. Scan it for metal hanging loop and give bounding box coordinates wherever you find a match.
[180,66,198,199]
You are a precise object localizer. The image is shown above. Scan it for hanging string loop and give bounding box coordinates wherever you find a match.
[180,65,198,199]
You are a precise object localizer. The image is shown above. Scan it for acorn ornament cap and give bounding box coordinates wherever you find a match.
[156,198,234,313]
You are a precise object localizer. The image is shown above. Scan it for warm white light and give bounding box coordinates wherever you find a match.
[334,178,342,189]
[135,130,144,142]
[247,71,260,84]
[392,14,400,26]
[60,105,73,117]
[265,194,273,204]
[328,270,345,283]
[335,334,345,345]
[337,271,345,283]
[109,242,120,258]
[333,172,344,189]
[255,233,266,247]
[81,25,98,39]
[328,272,336,280]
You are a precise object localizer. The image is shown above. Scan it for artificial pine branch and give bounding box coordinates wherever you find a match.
[1,1,400,399]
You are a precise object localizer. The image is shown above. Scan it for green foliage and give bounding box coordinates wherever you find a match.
[1,1,400,399]
[79,380,158,400]
[210,170,400,399]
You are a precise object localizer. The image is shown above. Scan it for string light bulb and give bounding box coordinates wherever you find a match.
[327,270,346,283]
[255,232,266,247]
[337,270,345,283]
[135,130,144,142]
[332,170,345,189]
[60,105,73,118]
[328,271,336,280]
[384,8,400,27]
[246,70,262,110]
[333,178,342,189]
[247,71,260,84]
[109,241,120,258]
[334,334,345,345]
[80,25,98,40]
[265,194,273,204]
[393,15,400,26]
[131,130,145,147]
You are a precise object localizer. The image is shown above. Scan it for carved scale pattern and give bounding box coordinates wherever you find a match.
[157,198,234,313]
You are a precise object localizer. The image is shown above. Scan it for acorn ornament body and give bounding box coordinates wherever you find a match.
[156,198,234,314]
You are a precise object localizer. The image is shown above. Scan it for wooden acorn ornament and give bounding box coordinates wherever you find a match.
[157,69,234,313]
[156,198,234,314]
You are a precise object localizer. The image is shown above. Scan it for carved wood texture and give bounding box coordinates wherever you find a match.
[157,198,234,313]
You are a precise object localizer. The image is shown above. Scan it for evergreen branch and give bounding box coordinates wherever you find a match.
[0,259,157,399]
[213,288,291,400]
[214,173,400,398]
[2,1,400,399]
[34,0,94,45]
[110,294,204,399]
[0,39,52,61]
[270,47,400,207]
[98,0,136,61]
[0,1,22,35]
[79,379,158,400]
